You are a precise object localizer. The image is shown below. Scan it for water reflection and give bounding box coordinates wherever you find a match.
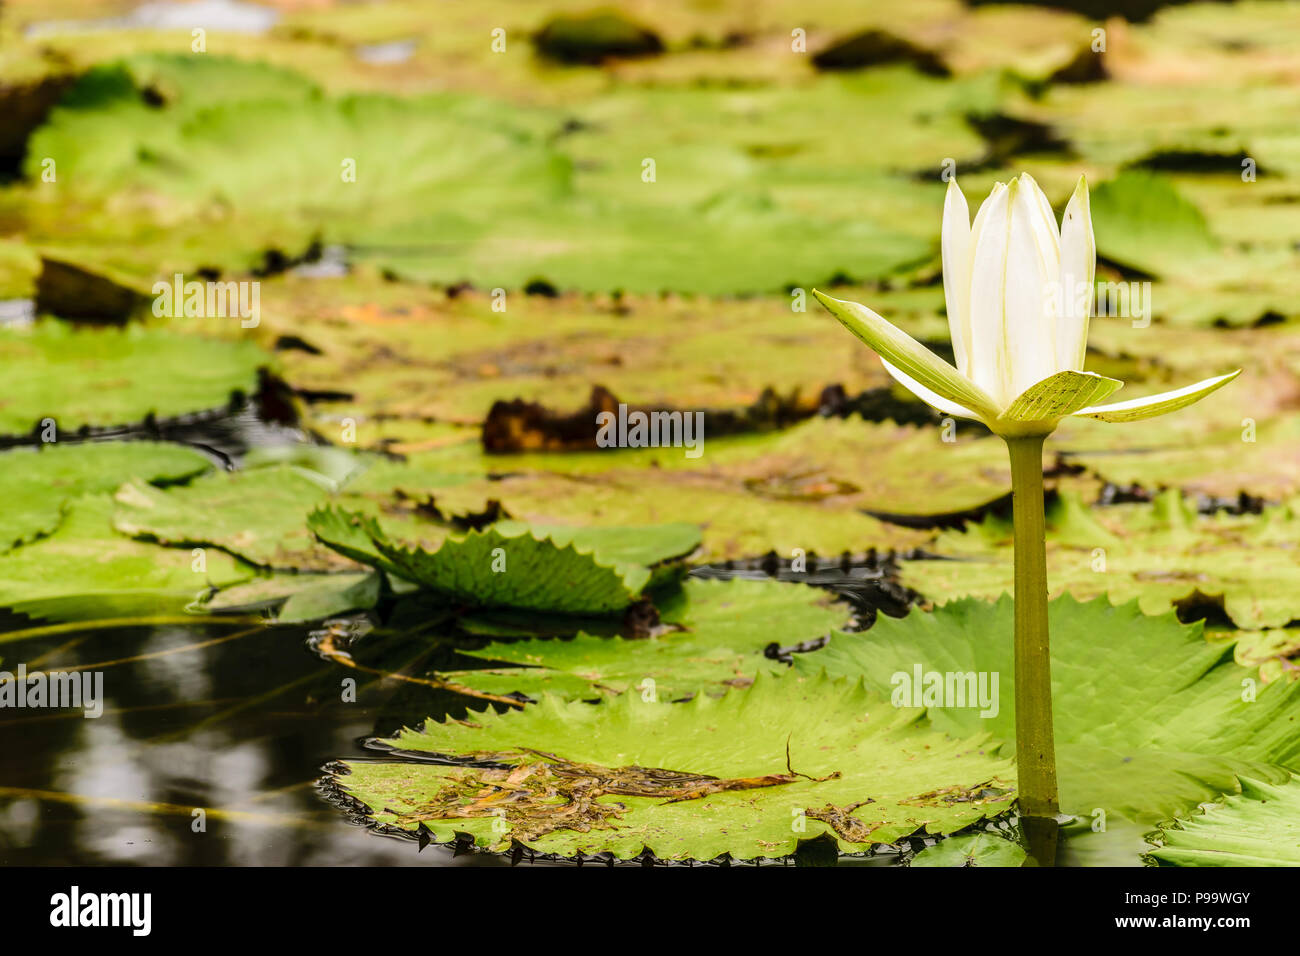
[0,613,509,865]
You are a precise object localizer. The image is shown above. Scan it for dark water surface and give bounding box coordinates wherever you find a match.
[0,611,516,866]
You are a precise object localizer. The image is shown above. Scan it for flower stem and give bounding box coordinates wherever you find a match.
[1005,434,1059,863]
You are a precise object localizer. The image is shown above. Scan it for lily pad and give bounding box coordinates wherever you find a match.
[1089,170,1218,279]
[797,595,1300,826]
[903,490,1300,629]
[329,671,1016,860]
[113,464,348,571]
[0,440,211,552]
[0,494,250,621]
[0,321,267,436]
[1147,775,1300,867]
[22,54,944,294]
[441,577,852,701]
[910,830,1027,867]
[311,506,701,615]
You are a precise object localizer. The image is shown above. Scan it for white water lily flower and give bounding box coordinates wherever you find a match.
[815,174,1239,437]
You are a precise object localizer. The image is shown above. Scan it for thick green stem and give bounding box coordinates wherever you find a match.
[1005,434,1059,842]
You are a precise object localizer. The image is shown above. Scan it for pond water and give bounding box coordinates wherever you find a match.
[0,611,519,866]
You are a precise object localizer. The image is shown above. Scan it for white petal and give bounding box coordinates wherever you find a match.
[941,179,973,377]
[966,182,1012,404]
[1057,176,1095,371]
[1073,370,1240,423]
[1001,178,1058,398]
[881,359,980,420]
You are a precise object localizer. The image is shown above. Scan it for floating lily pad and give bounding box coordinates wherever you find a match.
[0,321,267,436]
[0,494,250,621]
[903,490,1300,629]
[1089,170,1218,279]
[910,830,1027,867]
[442,577,851,701]
[113,464,348,571]
[0,440,211,552]
[311,506,701,615]
[425,467,928,562]
[329,671,1015,860]
[798,595,1300,826]
[1147,775,1300,867]
[22,54,944,294]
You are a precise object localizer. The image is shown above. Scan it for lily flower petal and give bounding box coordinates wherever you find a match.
[941,179,973,377]
[998,370,1123,427]
[1002,177,1060,398]
[1057,176,1094,372]
[1016,173,1061,270]
[1073,370,1241,423]
[967,182,1014,403]
[813,289,1001,421]
[881,359,979,420]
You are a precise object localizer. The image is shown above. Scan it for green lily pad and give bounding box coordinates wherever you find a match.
[113,464,348,571]
[22,54,948,294]
[329,671,1016,860]
[1090,170,1218,279]
[797,595,1300,826]
[0,494,250,621]
[311,506,701,614]
[0,321,267,436]
[1147,775,1300,867]
[903,490,1300,629]
[910,830,1027,867]
[442,577,851,700]
[0,440,211,552]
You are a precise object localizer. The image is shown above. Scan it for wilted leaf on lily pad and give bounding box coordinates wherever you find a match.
[910,830,1026,867]
[1147,776,1300,867]
[903,490,1300,629]
[441,577,851,701]
[328,671,1015,860]
[0,440,212,553]
[0,494,250,621]
[310,506,700,614]
[797,595,1300,826]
